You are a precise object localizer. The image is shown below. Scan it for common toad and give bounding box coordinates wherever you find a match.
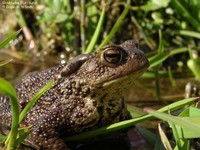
[0,40,149,149]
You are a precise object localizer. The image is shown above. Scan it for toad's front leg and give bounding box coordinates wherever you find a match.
[24,111,70,150]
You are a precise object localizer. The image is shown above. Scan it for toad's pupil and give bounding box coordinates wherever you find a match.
[104,49,122,64]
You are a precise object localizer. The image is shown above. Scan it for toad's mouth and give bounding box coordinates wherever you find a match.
[102,67,148,88]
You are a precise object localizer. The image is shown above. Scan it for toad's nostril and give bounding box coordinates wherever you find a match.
[132,52,142,59]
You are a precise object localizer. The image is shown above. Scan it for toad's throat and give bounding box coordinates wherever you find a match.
[102,70,145,88]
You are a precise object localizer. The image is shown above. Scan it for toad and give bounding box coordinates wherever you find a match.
[0,40,149,149]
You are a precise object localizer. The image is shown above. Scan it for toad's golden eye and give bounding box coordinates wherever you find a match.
[102,46,124,67]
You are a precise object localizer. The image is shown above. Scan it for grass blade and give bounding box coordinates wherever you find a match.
[145,109,200,135]
[149,52,169,68]
[97,0,130,49]
[138,127,166,150]
[0,59,13,67]
[84,5,106,53]
[158,123,172,150]
[171,0,200,32]
[0,29,21,49]
[19,79,54,123]
[15,127,31,147]
[148,47,188,68]
[179,30,200,39]
[65,97,198,141]
[0,78,19,150]
[0,135,7,141]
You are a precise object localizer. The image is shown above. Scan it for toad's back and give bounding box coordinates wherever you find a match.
[0,40,149,150]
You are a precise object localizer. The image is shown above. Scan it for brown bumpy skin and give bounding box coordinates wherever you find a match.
[0,40,149,149]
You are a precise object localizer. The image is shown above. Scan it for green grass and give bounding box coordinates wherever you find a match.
[0,78,54,149]
[4,81,199,150]
[0,32,54,149]
[84,5,106,53]
[0,78,19,150]
[146,106,200,150]
[65,97,198,141]
[0,29,21,49]
[97,0,131,50]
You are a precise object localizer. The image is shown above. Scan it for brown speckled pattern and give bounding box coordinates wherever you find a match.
[0,40,149,150]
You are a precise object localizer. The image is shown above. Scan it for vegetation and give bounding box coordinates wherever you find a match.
[0,0,200,149]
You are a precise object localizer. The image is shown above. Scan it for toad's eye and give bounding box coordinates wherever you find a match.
[102,46,125,67]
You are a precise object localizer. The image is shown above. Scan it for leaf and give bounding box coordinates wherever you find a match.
[141,0,170,12]
[142,70,168,78]
[0,78,17,99]
[179,107,200,117]
[0,29,21,49]
[174,107,200,139]
[15,126,31,146]
[127,105,146,118]
[54,14,69,23]
[64,97,198,141]
[145,109,200,136]
[149,52,169,68]
[98,0,130,49]
[0,135,7,141]
[187,58,200,80]
[19,79,54,123]
[0,59,13,67]
[137,127,160,147]
[148,47,188,68]
[84,6,106,53]
[179,30,200,39]
[158,124,172,150]
[171,0,200,32]
[0,78,19,149]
